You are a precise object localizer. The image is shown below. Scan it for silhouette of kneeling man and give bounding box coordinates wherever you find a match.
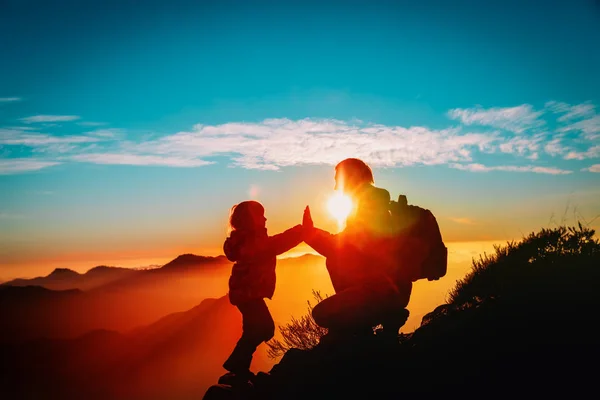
[304,158,412,342]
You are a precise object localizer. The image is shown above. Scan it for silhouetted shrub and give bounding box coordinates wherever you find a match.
[266,290,328,359]
[447,224,600,308]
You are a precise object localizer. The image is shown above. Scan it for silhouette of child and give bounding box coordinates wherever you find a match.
[221,200,305,384]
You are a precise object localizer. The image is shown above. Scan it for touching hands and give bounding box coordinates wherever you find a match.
[303,206,313,229]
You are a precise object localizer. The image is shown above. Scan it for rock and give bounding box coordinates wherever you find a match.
[202,383,257,400]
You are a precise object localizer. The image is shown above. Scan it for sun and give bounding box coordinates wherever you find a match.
[327,192,353,229]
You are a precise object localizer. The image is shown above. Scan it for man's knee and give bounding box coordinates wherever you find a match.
[263,318,275,341]
[311,301,328,328]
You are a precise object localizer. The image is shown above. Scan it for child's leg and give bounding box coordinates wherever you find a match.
[251,298,275,342]
[223,298,275,374]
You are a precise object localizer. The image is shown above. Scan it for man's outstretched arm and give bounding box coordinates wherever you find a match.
[304,227,339,259]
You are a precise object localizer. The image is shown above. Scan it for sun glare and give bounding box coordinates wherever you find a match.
[327,192,353,229]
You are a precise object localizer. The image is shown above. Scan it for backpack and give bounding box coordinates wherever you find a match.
[388,194,448,282]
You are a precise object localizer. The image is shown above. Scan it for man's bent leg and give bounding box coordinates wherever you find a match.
[376,281,412,338]
[312,286,382,334]
[379,308,410,338]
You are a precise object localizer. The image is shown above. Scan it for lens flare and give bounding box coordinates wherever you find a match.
[327,192,353,230]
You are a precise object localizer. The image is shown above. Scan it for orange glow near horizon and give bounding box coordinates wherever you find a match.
[1,239,514,282]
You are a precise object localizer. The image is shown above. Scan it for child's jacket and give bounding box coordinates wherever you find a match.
[224,225,303,305]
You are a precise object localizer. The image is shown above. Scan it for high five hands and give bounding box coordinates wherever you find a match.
[303,206,313,230]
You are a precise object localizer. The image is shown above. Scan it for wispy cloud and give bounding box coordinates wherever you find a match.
[20,115,80,123]
[69,153,213,167]
[447,104,544,133]
[0,97,22,102]
[546,101,596,121]
[449,163,572,175]
[31,143,80,154]
[3,126,35,131]
[2,100,598,174]
[559,115,600,141]
[0,159,60,174]
[449,217,476,225]
[564,146,600,160]
[582,164,600,173]
[84,128,122,138]
[0,129,99,146]
[77,121,107,127]
[544,136,569,157]
[498,134,545,157]
[549,101,600,142]
[128,119,500,170]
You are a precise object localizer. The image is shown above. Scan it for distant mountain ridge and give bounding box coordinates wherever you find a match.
[48,267,80,277]
[1,254,233,290]
[152,253,230,272]
[2,253,320,290]
[2,265,137,291]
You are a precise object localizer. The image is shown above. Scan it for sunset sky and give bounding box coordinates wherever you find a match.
[1,0,599,281]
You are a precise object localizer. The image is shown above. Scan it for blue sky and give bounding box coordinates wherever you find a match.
[1,0,600,279]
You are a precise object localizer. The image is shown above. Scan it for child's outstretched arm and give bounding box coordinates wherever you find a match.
[237,225,303,260]
[261,205,313,257]
[266,225,304,256]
